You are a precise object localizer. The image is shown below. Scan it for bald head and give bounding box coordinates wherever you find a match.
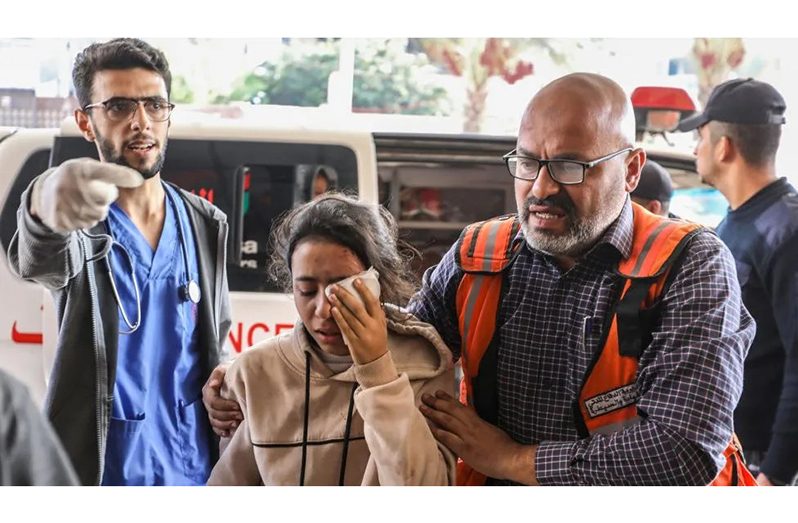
[513,73,645,263]
[521,73,636,150]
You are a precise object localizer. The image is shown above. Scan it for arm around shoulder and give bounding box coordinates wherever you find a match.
[407,245,465,358]
[206,356,261,485]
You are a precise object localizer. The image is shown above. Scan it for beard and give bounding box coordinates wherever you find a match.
[518,181,627,259]
[95,132,168,180]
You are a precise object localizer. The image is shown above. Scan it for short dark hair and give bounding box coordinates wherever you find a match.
[632,195,671,215]
[72,38,172,109]
[269,192,419,306]
[709,121,782,167]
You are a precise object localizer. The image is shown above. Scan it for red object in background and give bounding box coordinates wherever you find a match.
[227,322,294,353]
[727,49,745,68]
[480,38,511,76]
[11,321,42,344]
[418,188,443,218]
[699,52,717,70]
[442,48,464,76]
[192,187,215,204]
[631,86,696,112]
[503,61,534,85]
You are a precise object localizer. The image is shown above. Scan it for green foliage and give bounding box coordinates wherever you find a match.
[215,40,451,116]
[353,40,451,116]
[215,42,339,107]
[170,75,195,104]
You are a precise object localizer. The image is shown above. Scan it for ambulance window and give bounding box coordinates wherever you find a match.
[50,136,360,293]
[159,139,236,220]
[222,140,358,293]
[50,137,236,219]
[387,164,515,278]
[232,162,345,293]
[0,148,51,256]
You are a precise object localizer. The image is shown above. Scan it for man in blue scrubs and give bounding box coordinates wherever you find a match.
[9,38,231,485]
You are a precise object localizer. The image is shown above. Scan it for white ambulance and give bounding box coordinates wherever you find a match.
[0,115,519,403]
[0,92,711,404]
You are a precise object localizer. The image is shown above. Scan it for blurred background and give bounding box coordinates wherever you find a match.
[2,37,797,223]
[1,38,794,134]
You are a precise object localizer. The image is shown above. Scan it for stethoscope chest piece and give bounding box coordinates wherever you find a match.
[181,279,201,304]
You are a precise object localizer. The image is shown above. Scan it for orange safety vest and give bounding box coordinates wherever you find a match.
[454,204,756,486]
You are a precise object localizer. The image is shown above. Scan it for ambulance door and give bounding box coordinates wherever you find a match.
[0,128,56,404]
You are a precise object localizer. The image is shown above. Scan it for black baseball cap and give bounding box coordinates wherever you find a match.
[632,160,672,203]
[676,78,786,132]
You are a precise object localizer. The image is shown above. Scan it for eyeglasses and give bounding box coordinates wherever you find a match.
[503,147,633,185]
[83,97,175,123]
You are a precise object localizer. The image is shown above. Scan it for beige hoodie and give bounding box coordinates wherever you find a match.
[207,305,457,486]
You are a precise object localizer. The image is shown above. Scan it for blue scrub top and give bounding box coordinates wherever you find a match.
[101,183,212,486]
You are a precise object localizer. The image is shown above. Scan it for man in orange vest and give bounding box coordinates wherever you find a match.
[414,73,756,485]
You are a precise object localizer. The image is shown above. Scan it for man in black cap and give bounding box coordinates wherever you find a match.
[631,160,673,217]
[678,77,798,486]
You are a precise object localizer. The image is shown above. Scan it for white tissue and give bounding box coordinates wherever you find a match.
[325,267,381,347]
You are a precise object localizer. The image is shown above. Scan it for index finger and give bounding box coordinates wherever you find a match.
[330,285,368,325]
[419,401,467,437]
[86,160,144,188]
[421,391,462,413]
[209,396,242,413]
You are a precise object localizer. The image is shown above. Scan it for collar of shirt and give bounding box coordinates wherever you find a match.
[728,177,793,218]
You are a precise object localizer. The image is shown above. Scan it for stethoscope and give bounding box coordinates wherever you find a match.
[81,182,201,334]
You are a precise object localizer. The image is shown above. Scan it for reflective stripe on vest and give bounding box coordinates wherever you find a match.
[578,205,703,436]
[454,204,756,486]
[455,215,520,408]
[454,215,520,486]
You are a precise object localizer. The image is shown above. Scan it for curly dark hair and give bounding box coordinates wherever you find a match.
[72,38,172,108]
[269,192,419,306]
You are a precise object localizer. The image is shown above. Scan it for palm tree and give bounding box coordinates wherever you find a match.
[418,38,544,132]
[691,38,746,108]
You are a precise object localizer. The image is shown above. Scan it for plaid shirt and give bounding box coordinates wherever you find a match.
[408,199,755,485]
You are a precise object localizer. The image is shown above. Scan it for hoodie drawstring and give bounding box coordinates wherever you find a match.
[299,350,360,486]
[338,383,358,485]
[299,351,312,486]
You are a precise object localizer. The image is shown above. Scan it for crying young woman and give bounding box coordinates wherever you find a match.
[207,193,456,486]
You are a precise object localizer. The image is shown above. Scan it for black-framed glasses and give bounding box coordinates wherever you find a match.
[503,147,633,185]
[83,96,175,123]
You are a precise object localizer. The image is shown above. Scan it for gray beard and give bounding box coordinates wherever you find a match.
[519,214,596,258]
[518,193,627,259]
